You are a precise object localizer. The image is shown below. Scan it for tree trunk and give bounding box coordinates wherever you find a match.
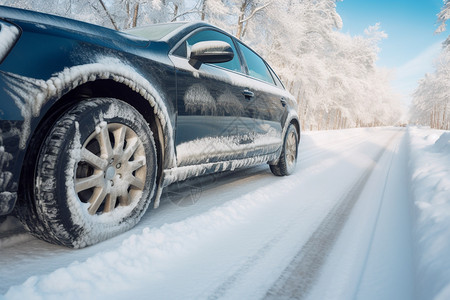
[337,110,342,129]
[132,3,139,28]
[430,110,434,128]
[201,0,207,21]
[317,110,323,131]
[173,4,179,20]
[236,1,248,39]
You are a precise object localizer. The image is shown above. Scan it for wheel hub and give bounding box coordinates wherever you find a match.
[105,166,116,180]
[74,123,147,215]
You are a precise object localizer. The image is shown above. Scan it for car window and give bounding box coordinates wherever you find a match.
[174,29,242,73]
[238,42,274,84]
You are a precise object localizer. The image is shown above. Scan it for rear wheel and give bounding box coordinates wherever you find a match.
[270,124,298,176]
[17,98,157,248]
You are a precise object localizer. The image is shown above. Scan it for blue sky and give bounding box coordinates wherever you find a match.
[336,0,447,105]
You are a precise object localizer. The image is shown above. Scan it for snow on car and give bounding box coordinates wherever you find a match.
[0,6,300,248]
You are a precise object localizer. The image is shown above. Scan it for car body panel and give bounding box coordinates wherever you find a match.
[0,5,300,215]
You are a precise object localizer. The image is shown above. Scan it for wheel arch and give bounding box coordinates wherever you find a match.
[268,114,300,167]
[17,64,175,213]
[57,79,167,194]
[289,117,301,143]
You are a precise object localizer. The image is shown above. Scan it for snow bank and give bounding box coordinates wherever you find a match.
[408,127,450,300]
[433,132,450,153]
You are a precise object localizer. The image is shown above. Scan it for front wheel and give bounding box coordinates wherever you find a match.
[17,98,158,248]
[270,124,299,176]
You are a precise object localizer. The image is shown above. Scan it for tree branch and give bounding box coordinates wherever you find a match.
[98,0,119,30]
[239,2,271,24]
[171,9,202,22]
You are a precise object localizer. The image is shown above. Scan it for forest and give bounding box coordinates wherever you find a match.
[411,0,450,130]
[1,0,448,130]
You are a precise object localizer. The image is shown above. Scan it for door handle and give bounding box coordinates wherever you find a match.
[242,89,255,99]
[280,97,287,107]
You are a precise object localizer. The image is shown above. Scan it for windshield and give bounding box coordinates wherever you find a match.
[124,22,186,40]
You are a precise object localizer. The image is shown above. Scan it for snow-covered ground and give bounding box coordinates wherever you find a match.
[408,127,450,300]
[0,126,448,300]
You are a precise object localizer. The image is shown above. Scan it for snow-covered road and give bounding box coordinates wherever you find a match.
[0,127,447,299]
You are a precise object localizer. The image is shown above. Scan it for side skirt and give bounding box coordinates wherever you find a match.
[161,152,281,189]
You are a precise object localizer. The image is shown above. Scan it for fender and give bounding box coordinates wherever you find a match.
[2,57,177,167]
[268,110,301,166]
[1,58,178,213]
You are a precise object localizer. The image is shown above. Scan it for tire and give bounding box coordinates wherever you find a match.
[17,98,157,248]
[270,124,299,176]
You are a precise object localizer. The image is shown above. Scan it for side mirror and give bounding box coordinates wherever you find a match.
[188,41,234,69]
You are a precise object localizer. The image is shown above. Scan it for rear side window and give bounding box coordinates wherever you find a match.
[174,29,242,73]
[238,42,274,84]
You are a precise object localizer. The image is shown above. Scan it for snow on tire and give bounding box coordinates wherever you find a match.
[18,98,157,248]
[270,124,298,176]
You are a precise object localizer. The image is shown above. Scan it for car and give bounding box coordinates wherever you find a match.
[0,5,300,248]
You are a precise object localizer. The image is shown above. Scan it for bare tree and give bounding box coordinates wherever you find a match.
[236,0,271,39]
[97,0,119,29]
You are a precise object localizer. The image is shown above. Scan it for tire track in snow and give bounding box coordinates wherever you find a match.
[207,220,289,299]
[264,132,400,300]
[205,131,399,299]
[300,132,370,163]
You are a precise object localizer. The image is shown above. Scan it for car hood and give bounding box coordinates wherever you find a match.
[0,5,150,49]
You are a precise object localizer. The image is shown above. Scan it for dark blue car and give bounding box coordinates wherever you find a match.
[0,6,300,247]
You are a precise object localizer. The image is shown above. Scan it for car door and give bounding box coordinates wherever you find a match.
[233,40,287,156]
[170,28,262,167]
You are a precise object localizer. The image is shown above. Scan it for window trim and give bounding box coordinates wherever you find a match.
[169,25,286,90]
[234,40,281,87]
[267,63,286,89]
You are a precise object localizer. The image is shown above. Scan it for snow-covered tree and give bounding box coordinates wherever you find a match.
[410,0,450,129]
[436,0,450,34]
[411,50,450,129]
[236,1,401,130]
[0,0,184,29]
[1,0,403,130]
